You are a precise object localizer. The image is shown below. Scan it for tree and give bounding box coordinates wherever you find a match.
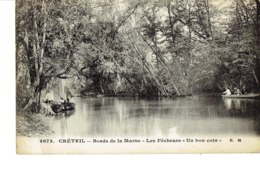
[222,0,260,90]
[16,0,91,112]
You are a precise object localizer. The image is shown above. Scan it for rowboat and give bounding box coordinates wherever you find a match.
[222,94,260,99]
[51,102,75,113]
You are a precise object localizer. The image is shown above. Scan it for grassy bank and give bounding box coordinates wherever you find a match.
[16,110,54,137]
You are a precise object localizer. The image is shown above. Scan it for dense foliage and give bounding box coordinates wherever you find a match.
[16,0,260,112]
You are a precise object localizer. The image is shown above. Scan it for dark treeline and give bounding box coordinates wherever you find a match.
[16,0,260,112]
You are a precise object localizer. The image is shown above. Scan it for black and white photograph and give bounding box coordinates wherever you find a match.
[15,0,260,154]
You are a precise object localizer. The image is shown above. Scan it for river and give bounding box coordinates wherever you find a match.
[48,96,260,138]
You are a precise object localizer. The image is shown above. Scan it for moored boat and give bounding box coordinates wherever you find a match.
[222,93,260,99]
[51,102,75,113]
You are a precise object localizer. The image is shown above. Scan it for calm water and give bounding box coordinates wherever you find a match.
[49,97,260,137]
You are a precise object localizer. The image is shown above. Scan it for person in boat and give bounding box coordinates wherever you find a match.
[241,86,247,95]
[60,96,69,110]
[60,95,70,104]
[64,95,71,109]
[223,88,231,96]
[66,95,70,103]
[233,87,241,95]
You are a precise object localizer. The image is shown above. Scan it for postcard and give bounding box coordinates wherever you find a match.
[16,0,260,154]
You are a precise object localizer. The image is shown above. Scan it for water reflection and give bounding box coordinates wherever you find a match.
[223,99,232,110]
[49,97,260,138]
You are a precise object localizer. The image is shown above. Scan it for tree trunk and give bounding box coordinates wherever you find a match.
[204,0,213,40]
[34,88,42,113]
[30,0,47,113]
[255,0,260,86]
[137,30,181,95]
[255,0,260,57]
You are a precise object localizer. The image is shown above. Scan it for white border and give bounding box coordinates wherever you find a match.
[0,1,259,174]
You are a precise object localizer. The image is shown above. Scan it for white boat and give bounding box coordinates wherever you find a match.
[222,94,260,99]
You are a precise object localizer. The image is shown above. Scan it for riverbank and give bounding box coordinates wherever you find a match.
[74,93,188,98]
[16,110,54,137]
[73,93,222,99]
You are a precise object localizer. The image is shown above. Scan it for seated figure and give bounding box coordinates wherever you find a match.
[223,88,231,96]
[241,86,247,95]
[234,87,241,95]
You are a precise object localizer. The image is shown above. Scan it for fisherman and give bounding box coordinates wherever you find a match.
[223,88,231,96]
[60,96,68,110]
[66,95,70,103]
[234,87,241,95]
[241,86,247,95]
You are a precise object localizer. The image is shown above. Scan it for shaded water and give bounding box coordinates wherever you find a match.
[49,97,260,138]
